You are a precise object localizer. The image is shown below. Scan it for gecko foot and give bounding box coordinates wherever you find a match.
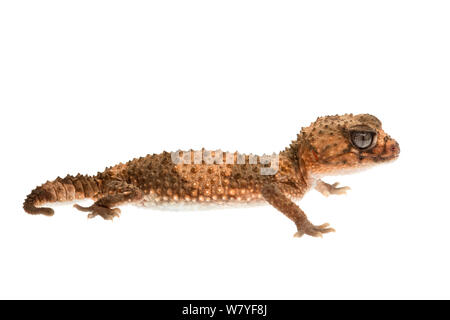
[73,204,121,220]
[294,223,335,238]
[317,182,350,197]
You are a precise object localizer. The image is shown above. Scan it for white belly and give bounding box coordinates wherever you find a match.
[134,194,267,211]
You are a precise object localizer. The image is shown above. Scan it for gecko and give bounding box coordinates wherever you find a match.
[23,113,399,238]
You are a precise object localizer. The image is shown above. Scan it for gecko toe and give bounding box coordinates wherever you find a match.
[73,204,91,212]
[293,231,305,238]
[297,222,335,238]
[329,184,351,195]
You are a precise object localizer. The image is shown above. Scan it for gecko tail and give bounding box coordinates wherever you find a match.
[23,198,55,216]
[23,183,59,216]
[23,174,101,216]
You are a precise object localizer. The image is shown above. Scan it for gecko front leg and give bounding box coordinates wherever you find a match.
[74,180,143,220]
[261,184,335,238]
[315,179,350,197]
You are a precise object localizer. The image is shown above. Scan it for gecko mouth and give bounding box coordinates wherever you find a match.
[362,140,400,162]
[378,153,399,161]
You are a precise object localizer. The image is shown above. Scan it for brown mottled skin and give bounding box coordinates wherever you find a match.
[24,114,400,238]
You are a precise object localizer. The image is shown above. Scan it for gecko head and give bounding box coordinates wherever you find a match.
[298,114,400,176]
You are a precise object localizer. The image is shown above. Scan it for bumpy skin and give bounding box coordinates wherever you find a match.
[23,114,400,237]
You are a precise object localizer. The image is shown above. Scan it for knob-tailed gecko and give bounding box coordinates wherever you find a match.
[24,113,400,238]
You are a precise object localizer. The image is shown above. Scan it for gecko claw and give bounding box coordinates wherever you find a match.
[316,181,351,197]
[294,223,335,238]
[330,183,351,195]
[74,204,121,220]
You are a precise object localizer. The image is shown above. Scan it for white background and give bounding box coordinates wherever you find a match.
[0,1,449,299]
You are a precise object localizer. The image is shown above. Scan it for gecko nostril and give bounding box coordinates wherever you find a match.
[390,142,400,153]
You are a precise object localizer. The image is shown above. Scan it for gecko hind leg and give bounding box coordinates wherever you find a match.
[315,180,350,197]
[73,180,143,220]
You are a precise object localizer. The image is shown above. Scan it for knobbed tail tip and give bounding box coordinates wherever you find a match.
[23,195,55,216]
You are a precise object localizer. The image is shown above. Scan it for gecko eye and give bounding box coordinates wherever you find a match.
[350,131,376,150]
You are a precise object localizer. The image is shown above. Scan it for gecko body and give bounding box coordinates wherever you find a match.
[24,114,399,237]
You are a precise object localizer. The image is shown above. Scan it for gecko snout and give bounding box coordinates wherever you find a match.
[384,138,400,160]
